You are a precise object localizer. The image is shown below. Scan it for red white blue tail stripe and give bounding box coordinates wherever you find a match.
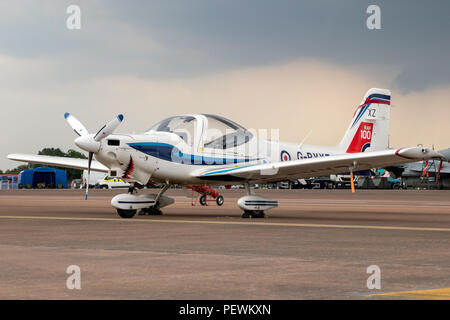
[351,93,390,128]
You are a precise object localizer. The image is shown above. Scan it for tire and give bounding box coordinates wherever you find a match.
[139,206,163,216]
[117,209,137,218]
[216,195,224,206]
[199,195,207,206]
[241,211,251,218]
[148,206,163,215]
[252,210,265,218]
[242,210,265,218]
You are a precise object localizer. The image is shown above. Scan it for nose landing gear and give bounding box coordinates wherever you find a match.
[111,183,173,218]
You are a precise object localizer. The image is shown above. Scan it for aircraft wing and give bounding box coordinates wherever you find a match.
[7,154,109,172]
[196,147,444,183]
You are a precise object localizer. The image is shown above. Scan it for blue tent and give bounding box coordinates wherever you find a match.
[18,167,67,189]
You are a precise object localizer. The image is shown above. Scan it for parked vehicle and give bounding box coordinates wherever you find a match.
[82,170,107,188]
[95,177,130,189]
[278,181,290,189]
[71,179,82,189]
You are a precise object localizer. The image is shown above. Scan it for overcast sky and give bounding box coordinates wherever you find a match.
[1,0,450,169]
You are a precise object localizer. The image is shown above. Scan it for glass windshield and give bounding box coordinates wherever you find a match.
[148,115,197,146]
[147,114,253,150]
[203,114,253,149]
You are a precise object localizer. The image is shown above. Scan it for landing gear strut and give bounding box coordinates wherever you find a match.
[128,182,142,194]
[138,183,169,216]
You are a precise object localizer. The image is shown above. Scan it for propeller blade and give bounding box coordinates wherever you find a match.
[85,152,93,200]
[64,112,89,136]
[93,114,124,142]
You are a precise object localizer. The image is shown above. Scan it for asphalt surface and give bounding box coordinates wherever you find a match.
[0,188,449,299]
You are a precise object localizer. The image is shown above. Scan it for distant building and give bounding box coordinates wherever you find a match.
[18,167,67,189]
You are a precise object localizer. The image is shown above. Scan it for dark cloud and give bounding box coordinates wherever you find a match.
[0,0,449,90]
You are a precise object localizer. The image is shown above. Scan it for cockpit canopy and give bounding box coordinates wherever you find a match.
[149,115,197,143]
[147,114,253,150]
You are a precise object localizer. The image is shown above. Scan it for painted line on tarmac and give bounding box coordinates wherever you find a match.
[369,288,450,300]
[1,215,450,232]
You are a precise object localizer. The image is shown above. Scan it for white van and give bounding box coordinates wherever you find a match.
[82,170,106,188]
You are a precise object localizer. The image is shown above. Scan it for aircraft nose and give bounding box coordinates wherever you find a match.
[74,135,101,153]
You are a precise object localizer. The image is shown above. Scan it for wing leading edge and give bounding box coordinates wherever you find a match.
[195,147,444,183]
[7,154,109,173]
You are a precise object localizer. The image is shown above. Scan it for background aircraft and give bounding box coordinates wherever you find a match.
[386,148,450,189]
[8,88,443,218]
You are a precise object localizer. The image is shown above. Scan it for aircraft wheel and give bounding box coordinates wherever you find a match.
[216,195,224,206]
[252,210,265,218]
[138,206,163,215]
[148,206,163,215]
[117,209,137,218]
[241,210,265,218]
[199,195,207,206]
[241,211,251,218]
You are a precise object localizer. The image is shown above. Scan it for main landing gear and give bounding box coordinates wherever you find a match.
[237,183,278,218]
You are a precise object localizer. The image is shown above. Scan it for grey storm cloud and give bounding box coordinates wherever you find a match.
[0,0,450,91]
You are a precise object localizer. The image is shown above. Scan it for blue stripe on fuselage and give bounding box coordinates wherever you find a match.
[127,142,258,165]
[203,164,258,175]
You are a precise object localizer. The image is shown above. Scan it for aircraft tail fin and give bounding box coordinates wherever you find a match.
[338,88,391,153]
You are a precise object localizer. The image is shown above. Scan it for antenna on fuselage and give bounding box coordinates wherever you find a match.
[298,129,313,149]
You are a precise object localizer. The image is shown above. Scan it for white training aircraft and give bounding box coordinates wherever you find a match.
[8,88,443,218]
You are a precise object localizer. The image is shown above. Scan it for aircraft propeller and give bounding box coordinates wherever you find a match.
[64,113,124,199]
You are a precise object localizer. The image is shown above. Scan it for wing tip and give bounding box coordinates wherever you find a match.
[396,147,444,160]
